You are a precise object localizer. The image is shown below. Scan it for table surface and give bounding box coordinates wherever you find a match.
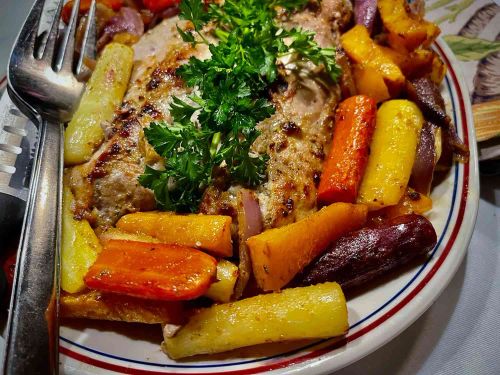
[0,1,499,374]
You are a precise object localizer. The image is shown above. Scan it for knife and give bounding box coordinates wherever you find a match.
[0,92,38,243]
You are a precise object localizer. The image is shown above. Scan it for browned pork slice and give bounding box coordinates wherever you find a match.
[202,0,353,229]
[68,17,210,228]
[68,0,353,231]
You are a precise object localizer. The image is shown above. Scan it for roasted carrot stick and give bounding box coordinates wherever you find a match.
[318,95,377,204]
[84,240,217,301]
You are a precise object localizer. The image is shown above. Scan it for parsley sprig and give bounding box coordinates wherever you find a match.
[140,0,341,212]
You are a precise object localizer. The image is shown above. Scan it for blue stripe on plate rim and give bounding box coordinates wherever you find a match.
[59,70,463,370]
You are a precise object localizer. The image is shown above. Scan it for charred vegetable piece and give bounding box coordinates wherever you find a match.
[84,240,217,301]
[354,0,378,33]
[60,290,185,324]
[341,25,405,96]
[297,214,437,289]
[163,282,348,359]
[378,0,440,52]
[406,77,469,161]
[116,211,233,257]
[318,95,377,204]
[357,100,424,210]
[97,7,145,50]
[247,203,367,291]
[410,121,437,195]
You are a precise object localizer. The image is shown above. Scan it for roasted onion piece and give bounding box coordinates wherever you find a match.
[406,77,469,162]
[354,0,378,33]
[234,189,263,299]
[410,121,437,195]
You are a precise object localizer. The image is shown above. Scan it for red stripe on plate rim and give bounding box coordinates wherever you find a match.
[60,41,473,374]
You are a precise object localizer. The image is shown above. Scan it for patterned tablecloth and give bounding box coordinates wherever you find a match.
[0,1,498,374]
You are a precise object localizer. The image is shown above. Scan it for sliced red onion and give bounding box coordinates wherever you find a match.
[97,7,144,49]
[410,121,436,195]
[354,0,378,33]
[233,189,263,299]
[407,77,470,163]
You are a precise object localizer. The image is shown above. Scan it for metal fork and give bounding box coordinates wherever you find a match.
[4,0,96,373]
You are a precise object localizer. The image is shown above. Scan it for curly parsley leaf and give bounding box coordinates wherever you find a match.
[140,0,342,212]
[178,0,208,31]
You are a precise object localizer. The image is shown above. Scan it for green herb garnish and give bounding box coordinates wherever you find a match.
[140,0,341,212]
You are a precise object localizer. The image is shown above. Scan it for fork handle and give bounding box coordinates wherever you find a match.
[3,121,63,375]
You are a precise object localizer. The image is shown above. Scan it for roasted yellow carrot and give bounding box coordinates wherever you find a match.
[357,100,424,210]
[116,211,233,257]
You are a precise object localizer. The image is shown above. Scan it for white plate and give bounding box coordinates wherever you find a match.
[59,38,479,375]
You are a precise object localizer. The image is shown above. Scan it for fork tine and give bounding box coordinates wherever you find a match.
[54,0,81,72]
[39,0,65,62]
[76,0,96,76]
[14,0,45,57]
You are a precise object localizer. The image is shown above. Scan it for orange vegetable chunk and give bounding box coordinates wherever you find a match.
[430,52,447,84]
[352,65,390,103]
[380,47,434,79]
[369,188,433,225]
[378,0,440,52]
[116,211,233,257]
[247,203,368,291]
[341,25,405,96]
[318,95,377,204]
[84,240,217,301]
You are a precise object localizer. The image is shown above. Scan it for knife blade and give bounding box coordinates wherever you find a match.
[0,92,38,242]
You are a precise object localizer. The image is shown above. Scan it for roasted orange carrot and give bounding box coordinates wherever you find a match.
[317,95,377,205]
[84,240,217,301]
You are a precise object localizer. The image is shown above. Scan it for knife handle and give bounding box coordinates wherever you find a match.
[3,120,63,375]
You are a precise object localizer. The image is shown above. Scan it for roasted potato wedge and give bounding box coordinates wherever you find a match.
[163,282,348,359]
[61,186,102,293]
[204,260,239,303]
